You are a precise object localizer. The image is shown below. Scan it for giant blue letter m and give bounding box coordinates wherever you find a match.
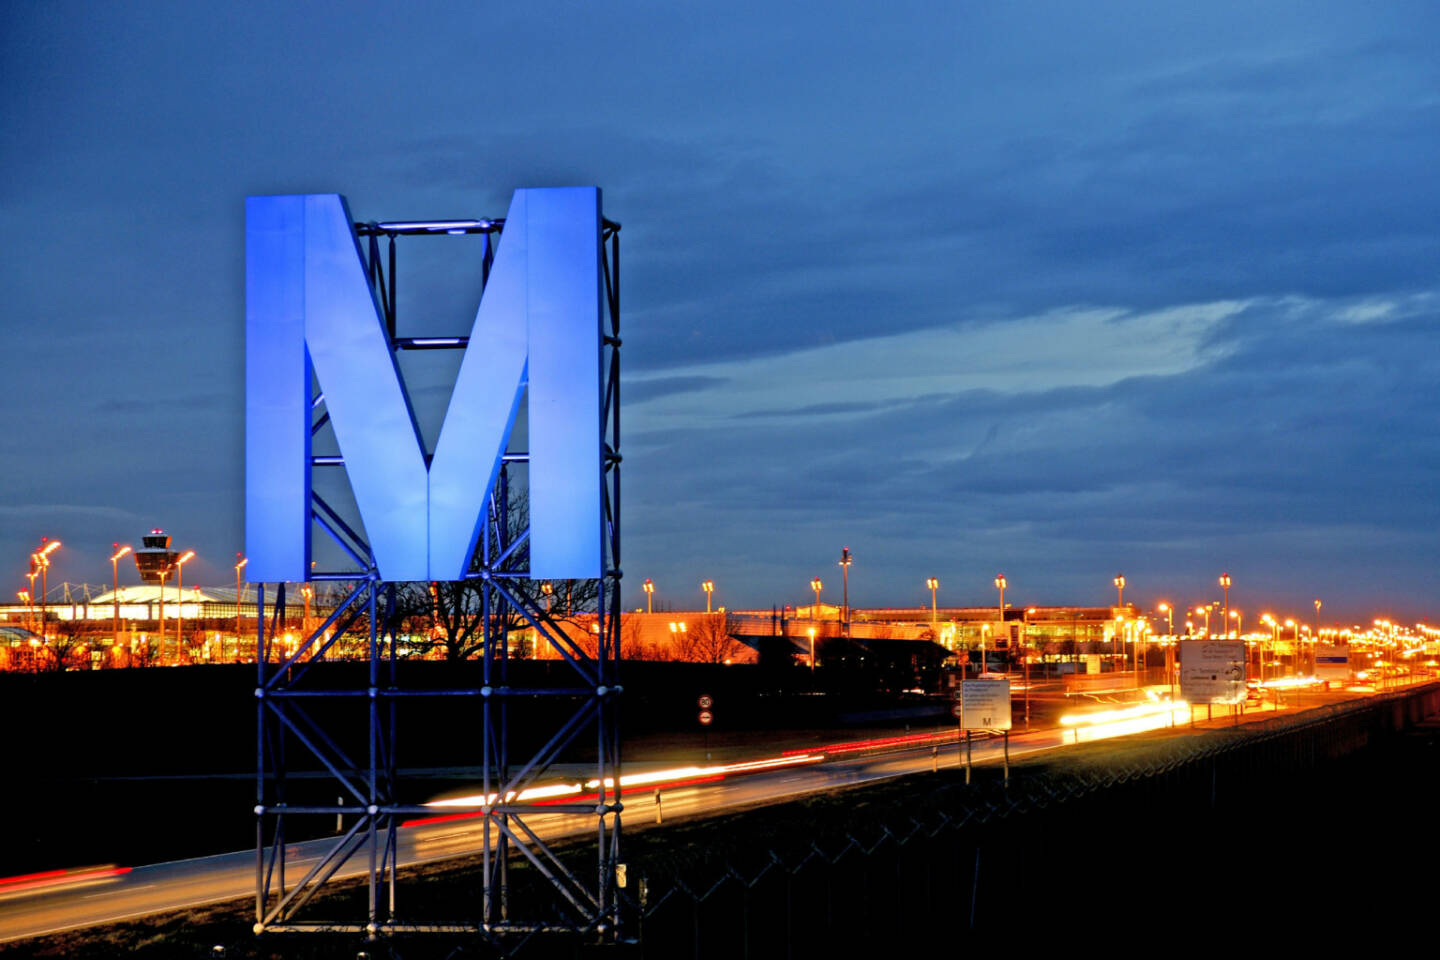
[245,188,603,583]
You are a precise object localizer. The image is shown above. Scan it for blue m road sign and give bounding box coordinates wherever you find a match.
[245,187,604,584]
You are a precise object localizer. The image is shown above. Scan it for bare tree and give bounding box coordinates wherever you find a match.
[38,623,89,672]
[618,613,674,661]
[677,613,747,664]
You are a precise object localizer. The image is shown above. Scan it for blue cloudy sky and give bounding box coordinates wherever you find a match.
[3,1,1437,623]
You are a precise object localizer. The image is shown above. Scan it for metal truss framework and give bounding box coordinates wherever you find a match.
[254,212,623,946]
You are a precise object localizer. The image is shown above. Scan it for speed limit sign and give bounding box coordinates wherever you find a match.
[698,710,714,726]
[698,694,714,709]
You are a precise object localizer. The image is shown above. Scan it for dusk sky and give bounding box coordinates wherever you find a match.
[3,2,1438,623]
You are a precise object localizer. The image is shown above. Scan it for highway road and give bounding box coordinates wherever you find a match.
[0,678,1419,944]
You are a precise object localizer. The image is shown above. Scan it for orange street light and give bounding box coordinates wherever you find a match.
[110,544,133,646]
[540,581,554,612]
[1230,609,1242,638]
[838,548,854,631]
[300,584,314,637]
[807,626,817,674]
[1219,572,1232,626]
[810,577,823,613]
[1284,618,1298,675]
[994,574,1007,618]
[642,577,654,614]
[157,565,171,656]
[926,577,939,622]
[1157,602,1173,636]
[174,551,195,661]
[701,580,714,614]
[24,561,39,632]
[1113,574,1126,607]
[35,539,61,640]
[233,554,248,663]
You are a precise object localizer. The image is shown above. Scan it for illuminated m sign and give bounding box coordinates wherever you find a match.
[245,188,603,583]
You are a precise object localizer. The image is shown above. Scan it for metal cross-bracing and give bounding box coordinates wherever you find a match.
[251,203,623,950]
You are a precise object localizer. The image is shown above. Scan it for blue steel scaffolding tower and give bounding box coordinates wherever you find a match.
[251,207,623,948]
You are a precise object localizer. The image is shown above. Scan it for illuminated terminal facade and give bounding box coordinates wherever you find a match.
[0,596,1143,666]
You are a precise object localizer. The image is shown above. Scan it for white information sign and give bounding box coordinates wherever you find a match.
[1314,644,1350,682]
[960,678,1012,731]
[1179,640,1246,705]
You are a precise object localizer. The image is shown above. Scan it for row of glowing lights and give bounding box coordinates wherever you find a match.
[12,542,1439,640]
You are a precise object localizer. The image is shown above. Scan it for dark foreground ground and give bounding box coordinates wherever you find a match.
[4,689,1436,959]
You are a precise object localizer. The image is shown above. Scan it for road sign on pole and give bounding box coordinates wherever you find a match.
[960,678,1012,731]
[1179,640,1246,704]
[698,710,713,726]
[697,694,713,709]
[1314,644,1349,683]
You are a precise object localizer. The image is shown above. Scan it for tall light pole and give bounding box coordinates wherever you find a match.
[1219,572,1232,627]
[301,584,314,638]
[642,578,654,614]
[110,544,132,647]
[1314,598,1322,637]
[36,539,60,639]
[157,567,170,659]
[1194,606,1210,637]
[1285,618,1297,676]
[1230,609,1242,638]
[1259,614,1276,682]
[810,578,823,614]
[175,550,195,661]
[993,574,1007,673]
[926,577,939,622]
[234,554,248,663]
[701,580,714,614]
[24,562,39,634]
[1158,602,1174,693]
[838,548,853,634]
[1113,574,1125,608]
[18,590,31,634]
[541,581,554,613]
